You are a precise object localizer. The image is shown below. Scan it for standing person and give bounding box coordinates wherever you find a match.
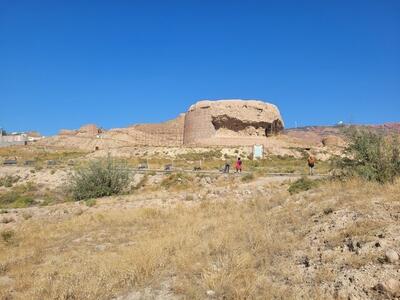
[307,154,316,175]
[223,159,231,173]
[235,157,242,173]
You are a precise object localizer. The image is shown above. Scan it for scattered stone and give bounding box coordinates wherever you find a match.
[323,207,333,215]
[73,208,84,216]
[373,278,400,297]
[206,290,216,297]
[0,275,14,287]
[1,216,14,224]
[345,238,355,252]
[385,249,399,263]
[299,256,310,268]
[95,244,107,251]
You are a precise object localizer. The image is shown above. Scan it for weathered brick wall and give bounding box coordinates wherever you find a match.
[183,108,215,145]
[128,114,185,146]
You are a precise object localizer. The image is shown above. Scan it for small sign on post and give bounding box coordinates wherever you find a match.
[253,144,263,159]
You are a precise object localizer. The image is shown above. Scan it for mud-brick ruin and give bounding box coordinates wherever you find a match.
[48,99,284,149]
[125,99,284,147]
[183,99,284,146]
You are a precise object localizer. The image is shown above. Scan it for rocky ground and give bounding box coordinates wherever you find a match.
[0,161,399,299]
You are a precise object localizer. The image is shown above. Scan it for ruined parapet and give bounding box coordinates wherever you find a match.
[108,114,185,147]
[77,124,102,136]
[59,124,102,137]
[59,129,77,136]
[183,99,284,146]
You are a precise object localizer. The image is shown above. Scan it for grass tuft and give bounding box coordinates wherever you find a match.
[288,177,318,195]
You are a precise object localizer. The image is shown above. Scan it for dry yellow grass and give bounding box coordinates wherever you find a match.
[0,178,399,299]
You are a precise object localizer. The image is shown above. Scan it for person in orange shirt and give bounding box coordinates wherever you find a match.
[307,154,316,176]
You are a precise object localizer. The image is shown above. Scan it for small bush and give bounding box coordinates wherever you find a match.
[160,173,192,190]
[22,212,32,220]
[0,175,20,188]
[336,129,400,183]
[70,157,130,200]
[241,173,255,182]
[288,177,318,195]
[0,191,35,208]
[85,199,97,207]
[12,196,35,208]
[184,194,194,201]
[1,216,14,224]
[0,182,62,208]
[1,230,15,243]
[177,150,222,161]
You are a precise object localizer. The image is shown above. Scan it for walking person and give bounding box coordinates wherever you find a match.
[235,157,242,173]
[307,154,316,176]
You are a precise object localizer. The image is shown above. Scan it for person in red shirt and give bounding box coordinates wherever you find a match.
[235,157,242,173]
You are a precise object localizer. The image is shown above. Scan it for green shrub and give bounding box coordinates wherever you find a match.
[0,192,34,208]
[288,177,318,195]
[70,157,130,200]
[177,150,222,161]
[0,182,37,208]
[12,196,35,208]
[336,129,400,183]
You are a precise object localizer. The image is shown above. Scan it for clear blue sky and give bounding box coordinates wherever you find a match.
[1,0,399,135]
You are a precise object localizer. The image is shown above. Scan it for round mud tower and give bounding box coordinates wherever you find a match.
[183,99,284,146]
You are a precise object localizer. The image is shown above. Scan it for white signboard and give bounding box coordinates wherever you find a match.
[253,145,263,159]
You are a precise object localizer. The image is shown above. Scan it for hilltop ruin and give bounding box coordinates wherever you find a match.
[183,99,284,146]
[47,99,284,149]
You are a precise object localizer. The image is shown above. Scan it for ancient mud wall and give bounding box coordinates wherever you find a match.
[102,114,185,147]
[46,100,284,150]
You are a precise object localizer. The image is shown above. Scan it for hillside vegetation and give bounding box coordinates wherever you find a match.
[0,130,399,299]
